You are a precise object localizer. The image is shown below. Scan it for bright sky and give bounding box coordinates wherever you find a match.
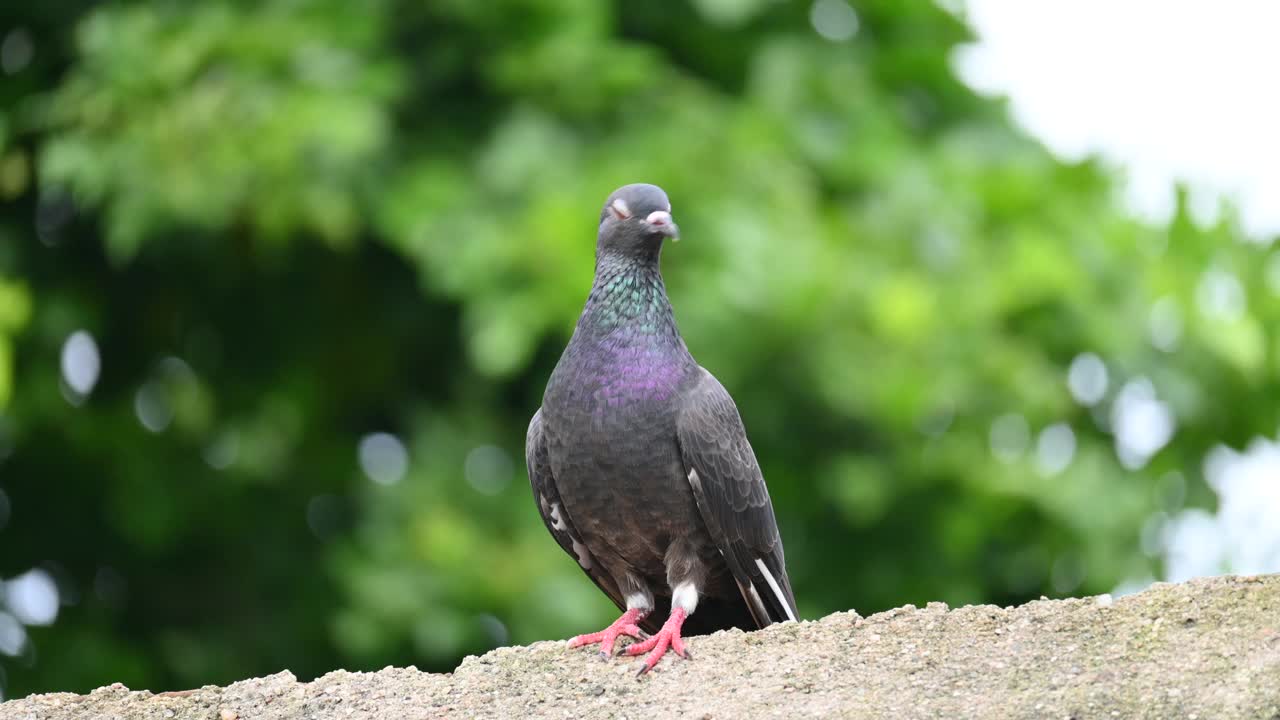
[953,0,1280,240]
[953,1,1280,586]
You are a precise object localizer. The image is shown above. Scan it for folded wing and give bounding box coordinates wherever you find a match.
[676,369,798,626]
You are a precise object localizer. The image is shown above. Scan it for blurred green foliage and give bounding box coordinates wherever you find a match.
[1,0,1278,700]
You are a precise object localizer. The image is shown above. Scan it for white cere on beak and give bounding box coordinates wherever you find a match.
[644,210,677,240]
[610,198,632,220]
[645,210,672,226]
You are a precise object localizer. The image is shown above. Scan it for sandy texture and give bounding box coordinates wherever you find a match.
[3,575,1279,719]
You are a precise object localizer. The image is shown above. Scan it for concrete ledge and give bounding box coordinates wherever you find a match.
[3,575,1278,719]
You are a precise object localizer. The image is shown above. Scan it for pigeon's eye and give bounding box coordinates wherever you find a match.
[609,199,632,220]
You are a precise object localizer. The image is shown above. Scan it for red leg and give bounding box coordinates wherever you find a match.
[625,607,690,675]
[567,607,647,658]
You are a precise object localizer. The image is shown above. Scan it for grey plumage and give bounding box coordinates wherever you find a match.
[526,183,797,655]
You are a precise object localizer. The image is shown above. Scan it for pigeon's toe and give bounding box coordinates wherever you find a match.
[627,607,690,676]
[567,607,647,658]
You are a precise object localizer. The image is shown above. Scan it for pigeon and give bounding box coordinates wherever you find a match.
[525,183,798,675]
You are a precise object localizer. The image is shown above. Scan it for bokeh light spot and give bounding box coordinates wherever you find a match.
[1161,439,1280,579]
[6,569,59,626]
[1035,423,1076,477]
[1066,352,1108,406]
[134,381,173,433]
[809,0,859,42]
[60,330,100,400]
[358,432,408,485]
[0,28,33,76]
[1111,378,1175,470]
[0,612,26,657]
[1195,268,1246,321]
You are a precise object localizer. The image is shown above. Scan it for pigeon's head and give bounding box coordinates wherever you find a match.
[597,183,679,258]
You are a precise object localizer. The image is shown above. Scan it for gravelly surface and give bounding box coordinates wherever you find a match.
[3,575,1279,719]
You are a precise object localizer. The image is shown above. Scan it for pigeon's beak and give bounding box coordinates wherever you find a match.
[644,210,680,241]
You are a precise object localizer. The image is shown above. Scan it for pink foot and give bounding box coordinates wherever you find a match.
[567,607,647,658]
[625,607,690,675]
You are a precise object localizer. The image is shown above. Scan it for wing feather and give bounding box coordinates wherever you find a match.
[677,369,798,626]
